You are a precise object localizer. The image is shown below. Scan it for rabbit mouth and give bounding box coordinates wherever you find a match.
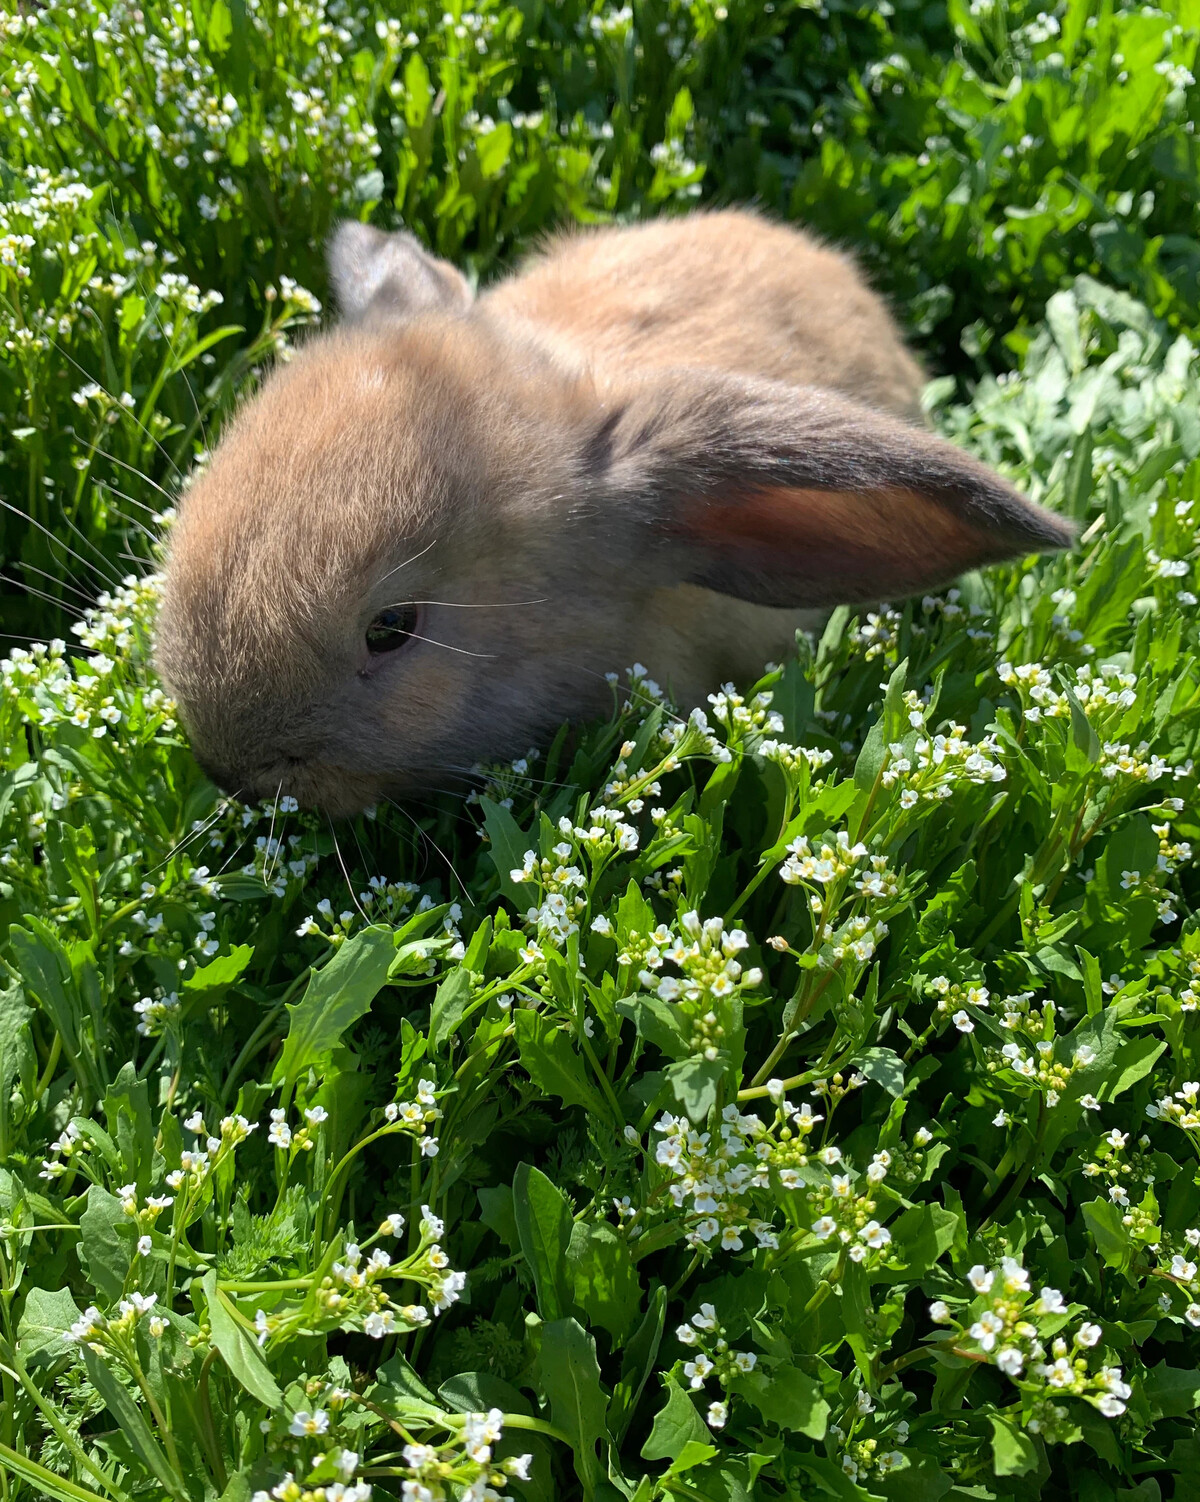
[196,752,382,819]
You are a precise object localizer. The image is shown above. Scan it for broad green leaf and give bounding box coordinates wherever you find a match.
[17,1286,83,1367]
[567,1220,641,1342]
[665,1056,725,1121]
[539,1318,609,1498]
[855,1046,905,1097]
[78,1185,134,1302]
[183,944,253,995]
[735,1365,828,1439]
[1142,1363,1200,1421]
[610,1285,666,1444]
[513,1009,609,1119]
[989,1414,1038,1476]
[429,965,472,1049]
[273,926,395,1091]
[641,1376,709,1462]
[102,1063,154,1192]
[202,1272,283,1408]
[482,797,536,905]
[513,1162,573,1321]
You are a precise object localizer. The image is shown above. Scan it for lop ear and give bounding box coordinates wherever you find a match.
[594,371,1074,608]
[328,221,473,324]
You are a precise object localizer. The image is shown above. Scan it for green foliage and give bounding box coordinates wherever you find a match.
[3,1,1200,1500]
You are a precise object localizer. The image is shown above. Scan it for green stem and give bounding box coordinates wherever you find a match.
[0,1442,120,1502]
[196,1346,228,1492]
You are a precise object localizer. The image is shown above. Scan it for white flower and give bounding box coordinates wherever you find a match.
[967,1264,994,1293]
[683,1354,714,1388]
[929,1300,951,1322]
[952,1009,974,1033]
[969,1311,1005,1351]
[137,1235,152,1257]
[289,1410,330,1438]
[706,1400,728,1429]
[1076,1322,1102,1348]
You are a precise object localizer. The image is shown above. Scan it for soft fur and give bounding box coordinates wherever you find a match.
[155,209,1073,813]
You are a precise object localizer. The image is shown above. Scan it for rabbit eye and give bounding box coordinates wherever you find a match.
[365,605,418,654]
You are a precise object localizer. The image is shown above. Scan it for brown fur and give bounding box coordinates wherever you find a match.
[156,208,1072,813]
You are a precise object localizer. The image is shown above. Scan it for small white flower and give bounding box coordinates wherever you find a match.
[1076,1322,1102,1348]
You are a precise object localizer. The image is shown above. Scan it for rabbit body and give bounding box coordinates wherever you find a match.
[156,209,1070,813]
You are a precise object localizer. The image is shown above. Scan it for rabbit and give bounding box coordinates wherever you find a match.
[155,208,1073,816]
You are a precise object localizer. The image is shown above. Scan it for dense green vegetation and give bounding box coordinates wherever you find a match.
[1,3,1200,1501]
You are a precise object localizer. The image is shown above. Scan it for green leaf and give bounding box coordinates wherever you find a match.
[1063,685,1102,765]
[202,1272,283,1408]
[665,1056,725,1121]
[78,1185,133,1302]
[989,1414,1038,1476]
[183,944,253,996]
[616,996,690,1060]
[512,1163,573,1322]
[82,1349,181,1498]
[855,1046,905,1097]
[1100,1036,1166,1102]
[17,1286,83,1367]
[272,926,395,1091]
[482,797,536,905]
[1083,1197,1132,1269]
[641,1376,709,1462]
[539,1318,609,1499]
[513,1009,609,1119]
[102,1063,154,1192]
[439,1371,530,1414]
[610,1285,666,1444]
[567,1220,641,1341]
[1142,1363,1200,1421]
[735,1365,829,1439]
[429,966,472,1050]
[477,1185,519,1249]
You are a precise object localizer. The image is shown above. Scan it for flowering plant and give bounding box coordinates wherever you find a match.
[4,2,1200,1500]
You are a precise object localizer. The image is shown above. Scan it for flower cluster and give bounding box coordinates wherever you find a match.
[934,1260,1131,1417]
[984,1039,1096,1110]
[627,911,762,1058]
[65,1291,167,1352]
[384,1077,442,1158]
[649,1105,778,1253]
[386,1407,531,1502]
[675,1302,757,1430]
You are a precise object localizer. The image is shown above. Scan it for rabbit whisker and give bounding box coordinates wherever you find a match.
[146,803,227,876]
[382,598,549,610]
[383,797,467,896]
[393,630,497,660]
[328,816,371,923]
[376,538,439,585]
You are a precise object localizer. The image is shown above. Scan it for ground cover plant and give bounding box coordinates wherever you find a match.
[2,1,1200,1500]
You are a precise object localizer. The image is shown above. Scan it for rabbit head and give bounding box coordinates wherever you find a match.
[155,220,1073,815]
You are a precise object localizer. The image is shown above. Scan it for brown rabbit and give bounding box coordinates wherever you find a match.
[155,209,1072,815]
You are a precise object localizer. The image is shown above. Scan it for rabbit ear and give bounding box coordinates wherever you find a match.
[595,372,1074,608]
[328,221,473,323]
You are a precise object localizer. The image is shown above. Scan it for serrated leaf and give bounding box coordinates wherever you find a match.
[272,927,394,1091]
[513,1009,609,1119]
[539,1318,609,1499]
